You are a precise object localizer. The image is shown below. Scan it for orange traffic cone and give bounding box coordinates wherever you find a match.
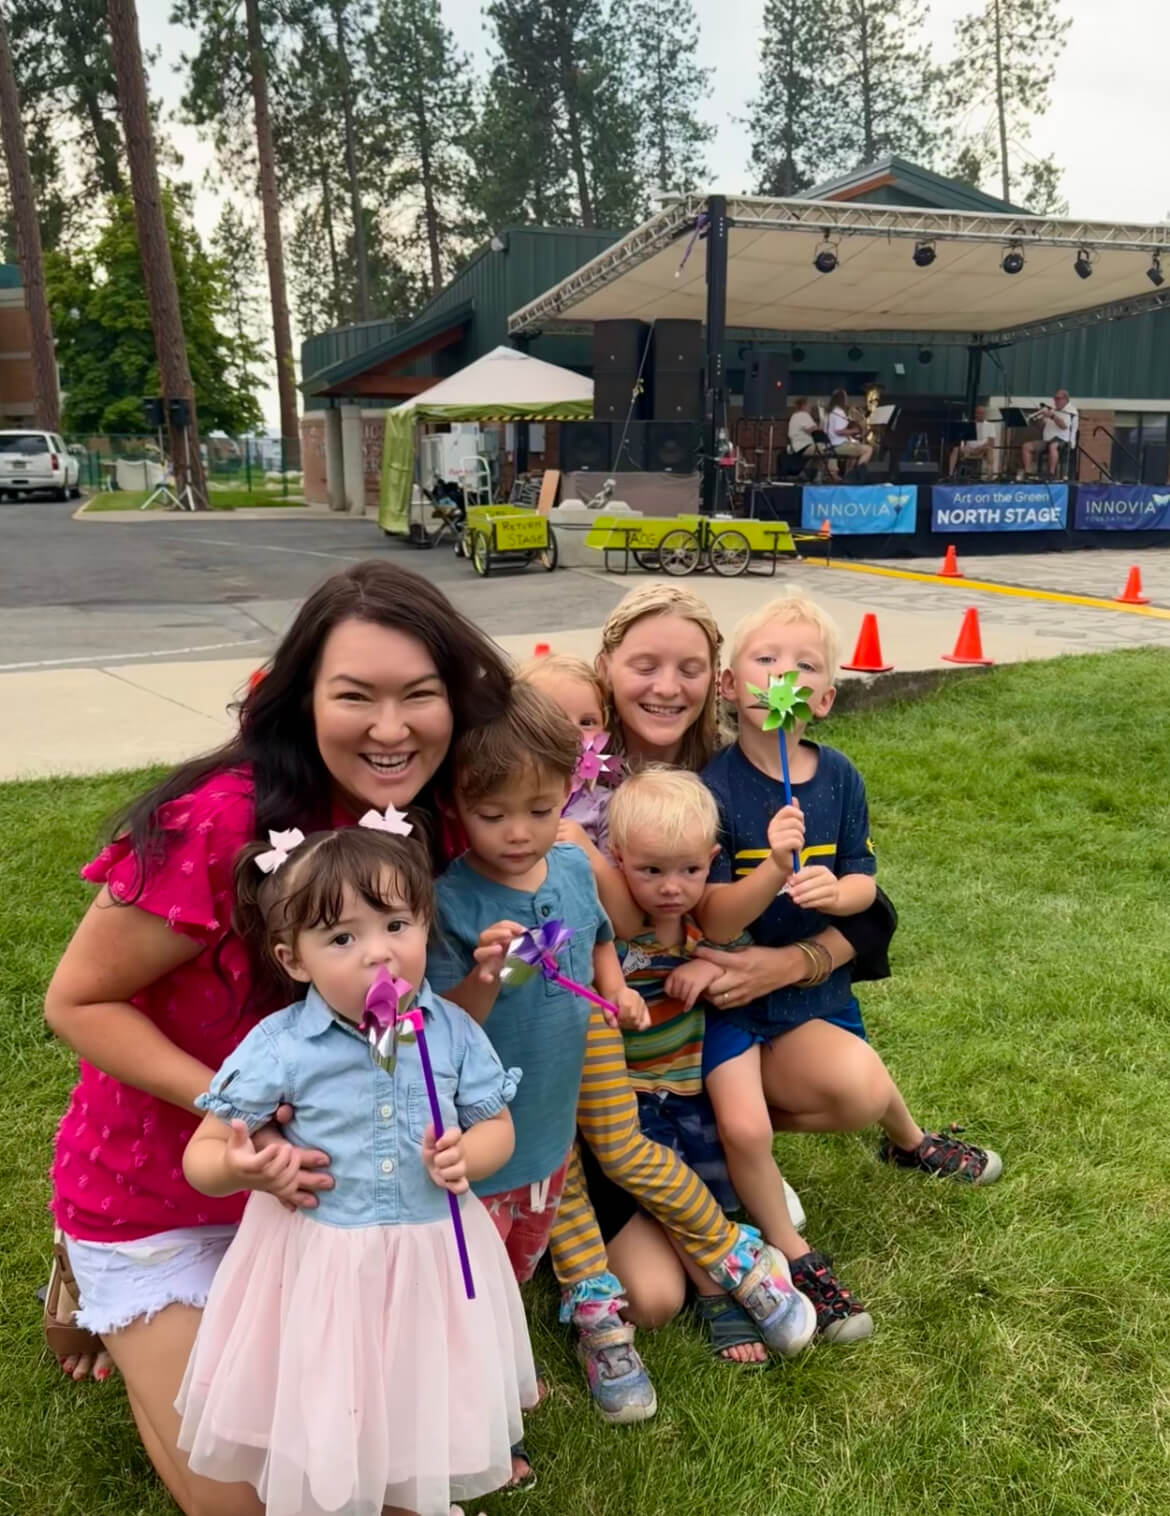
[818,518,832,538]
[942,608,993,665]
[841,613,893,673]
[247,667,266,692]
[938,543,962,578]
[533,642,551,657]
[1114,565,1149,605]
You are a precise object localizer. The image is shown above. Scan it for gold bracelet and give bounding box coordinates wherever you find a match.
[795,938,833,987]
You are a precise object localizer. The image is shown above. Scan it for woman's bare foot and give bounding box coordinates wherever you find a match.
[59,1347,115,1382]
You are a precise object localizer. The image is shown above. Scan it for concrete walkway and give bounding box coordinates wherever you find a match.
[6,552,1170,781]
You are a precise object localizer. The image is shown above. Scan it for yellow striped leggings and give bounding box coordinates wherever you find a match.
[548,1009,739,1288]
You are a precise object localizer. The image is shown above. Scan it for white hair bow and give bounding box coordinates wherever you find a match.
[358,804,414,837]
[255,828,306,874]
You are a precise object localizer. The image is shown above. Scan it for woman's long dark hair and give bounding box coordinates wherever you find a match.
[112,560,512,885]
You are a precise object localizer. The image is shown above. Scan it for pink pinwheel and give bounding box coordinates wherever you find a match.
[569,733,623,798]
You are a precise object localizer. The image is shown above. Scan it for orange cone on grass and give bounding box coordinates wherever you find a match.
[942,607,993,666]
[841,613,893,673]
[533,642,551,657]
[248,668,266,692]
[1114,566,1149,605]
[818,518,832,538]
[938,543,962,578]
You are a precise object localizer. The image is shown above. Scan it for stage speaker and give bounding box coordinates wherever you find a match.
[609,422,648,471]
[593,320,650,374]
[743,353,790,417]
[896,459,940,482]
[594,371,647,421]
[644,421,702,473]
[167,396,190,429]
[653,370,703,420]
[653,320,703,371]
[560,420,612,473]
[142,397,164,429]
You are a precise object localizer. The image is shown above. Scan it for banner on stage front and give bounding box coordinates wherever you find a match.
[1074,485,1170,531]
[801,485,917,535]
[930,483,1067,533]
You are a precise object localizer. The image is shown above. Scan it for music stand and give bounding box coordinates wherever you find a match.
[999,406,1032,430]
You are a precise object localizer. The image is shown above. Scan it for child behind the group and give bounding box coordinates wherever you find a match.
[177,825,536,1516]
[609,768,871,1344]
[519,653,617,853]
[696,592,1002,1328]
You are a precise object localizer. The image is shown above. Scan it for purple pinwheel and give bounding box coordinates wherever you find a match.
[498,919,622,1022]
[361,967,475,1299]
[569,733,623,798]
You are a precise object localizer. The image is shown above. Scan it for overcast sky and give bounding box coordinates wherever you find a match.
[141,0,1170,427]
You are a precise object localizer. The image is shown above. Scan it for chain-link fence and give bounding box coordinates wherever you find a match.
[63,433,304,499]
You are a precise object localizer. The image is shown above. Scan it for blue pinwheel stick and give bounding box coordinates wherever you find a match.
[746,672,814,876]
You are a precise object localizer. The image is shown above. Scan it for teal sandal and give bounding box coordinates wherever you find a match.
[694,1294,770,1367]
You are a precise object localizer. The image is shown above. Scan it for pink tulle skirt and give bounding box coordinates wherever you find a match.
[176,1192,537,1516]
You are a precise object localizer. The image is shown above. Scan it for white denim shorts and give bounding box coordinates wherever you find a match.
[64,1224,237,1336]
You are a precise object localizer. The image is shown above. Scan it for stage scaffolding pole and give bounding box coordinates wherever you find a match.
[702,195,729,514]
[964,342,985,413]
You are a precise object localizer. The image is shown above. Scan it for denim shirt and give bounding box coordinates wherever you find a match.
[195,981,520,1230]
[429,844,613,1196]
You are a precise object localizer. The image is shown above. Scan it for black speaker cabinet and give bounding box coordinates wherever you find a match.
[743,353,790,417]
[594,371,647,421]
[593,320,650,374]
[653,319,703,371]
[560,421,613,472]
[644,421,702,473]
[653,370,703,421]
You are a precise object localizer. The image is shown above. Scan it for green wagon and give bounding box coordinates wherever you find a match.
[464,504,558,577]
[583,513,827,577]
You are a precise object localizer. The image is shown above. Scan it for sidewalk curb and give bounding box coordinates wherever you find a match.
[72,500,368,523]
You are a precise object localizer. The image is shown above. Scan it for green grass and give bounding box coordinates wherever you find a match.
[4,653,1170,1515]
[81,487,306,512]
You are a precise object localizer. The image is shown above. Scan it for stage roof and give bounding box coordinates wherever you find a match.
[508,196,1170,347]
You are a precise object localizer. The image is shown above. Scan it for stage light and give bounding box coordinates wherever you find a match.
[813,237,838,274]
[1001,245,1025,275]
[1074,248,1093,280]
[847,345,863,361]
[918,348,933,365]
[912,240,936,267]
[792,346,806,362]
[1148,253,1165,287]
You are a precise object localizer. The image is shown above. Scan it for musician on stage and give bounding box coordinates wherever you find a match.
[1020,388,1078,478]
[948,403,997,478]
[825,388,873,478]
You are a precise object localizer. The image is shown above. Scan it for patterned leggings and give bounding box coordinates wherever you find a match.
[548,1009,739,1288]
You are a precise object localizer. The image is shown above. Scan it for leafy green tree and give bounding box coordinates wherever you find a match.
[210,204,268,416]
[827,0,939,170]
[610,0,713,195]
[944,0,1069,208]
[47,192,263,435]
[748,0,836,195]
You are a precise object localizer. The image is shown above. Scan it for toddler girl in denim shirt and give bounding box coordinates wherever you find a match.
[177,824,536,1516]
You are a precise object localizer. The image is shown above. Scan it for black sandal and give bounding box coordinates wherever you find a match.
[693,1294,770,1367]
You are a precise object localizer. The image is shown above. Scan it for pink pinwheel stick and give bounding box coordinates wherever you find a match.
[546,969,621,1022]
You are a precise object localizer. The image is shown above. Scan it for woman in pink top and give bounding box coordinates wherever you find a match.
[44,559,511,1516]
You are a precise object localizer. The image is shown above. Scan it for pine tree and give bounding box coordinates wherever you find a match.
[210,204,268,420]
[748,0,836,195]
[827,0,939,170]
[107,0,208,505]
[365,0,474,297]
[612,0,713,195]
[0,3,59,430]
[944,0,1070,208]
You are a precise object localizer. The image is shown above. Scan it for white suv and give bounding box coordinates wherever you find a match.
[0,430,82,500]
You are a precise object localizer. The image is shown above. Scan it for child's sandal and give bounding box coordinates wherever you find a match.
[694,1295,769,1367]
[506,1440,537,1493]
[42,1231,104,1364]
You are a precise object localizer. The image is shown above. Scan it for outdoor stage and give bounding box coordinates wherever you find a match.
[749,479,1170,557]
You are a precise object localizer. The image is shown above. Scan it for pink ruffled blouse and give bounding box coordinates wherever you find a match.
[51,768,276,1242]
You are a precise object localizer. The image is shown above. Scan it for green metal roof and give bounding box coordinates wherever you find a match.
[0,264,21,289]
[301,300,474,395]
[802,156,1028,216]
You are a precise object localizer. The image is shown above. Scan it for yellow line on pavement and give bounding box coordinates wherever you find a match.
[807,557,1170,620]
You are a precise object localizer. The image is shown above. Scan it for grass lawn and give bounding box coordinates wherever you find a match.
[4,651,1170,1515]
[81,487,306,512]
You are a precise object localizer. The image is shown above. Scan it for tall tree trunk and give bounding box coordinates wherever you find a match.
[858,1,874,162]
[58,4,124,194]
[993,0,1010,201]
[561,79,594,226]
[331,0,370,320]
[654,36,668,190]
[317,151,343,323]
[414,90,443,296]
[0,7,60,432]
[244,0,298,455]
[106,0,207,506]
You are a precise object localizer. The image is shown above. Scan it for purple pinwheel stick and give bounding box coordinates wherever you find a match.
[362,967,475,1300]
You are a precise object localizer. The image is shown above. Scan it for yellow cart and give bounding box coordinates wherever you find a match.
[464,504,558,577]
[583,513,827,577]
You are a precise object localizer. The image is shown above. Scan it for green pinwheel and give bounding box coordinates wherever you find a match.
[745,672,812,873]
